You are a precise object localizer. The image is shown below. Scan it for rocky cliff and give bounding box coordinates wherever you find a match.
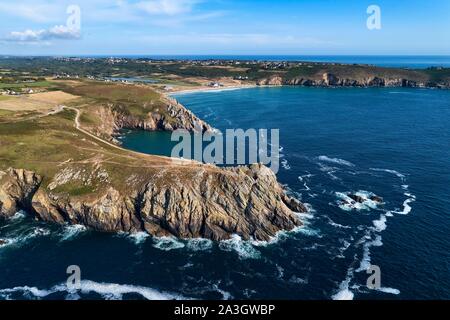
[257,73,450,89]
[84,96,212,143]
[0,165,307,241]
[114,97,212,132]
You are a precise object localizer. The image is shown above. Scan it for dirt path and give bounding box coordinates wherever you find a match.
[61,106,196,167]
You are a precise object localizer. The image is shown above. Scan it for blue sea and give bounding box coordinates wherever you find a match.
[1,86,450,300]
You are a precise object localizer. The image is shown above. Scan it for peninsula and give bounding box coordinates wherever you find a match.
[0,57,449,241]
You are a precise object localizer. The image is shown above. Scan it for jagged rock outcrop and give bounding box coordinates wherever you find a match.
[0,169,42,218]
[86,97,213,143]
[0,164,307,241]
[256,76,284,86]
[114,98,212,132]
[256,73,449,89]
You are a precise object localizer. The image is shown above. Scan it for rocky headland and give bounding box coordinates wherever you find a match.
[0,82,307,241]
[257,72,450,89]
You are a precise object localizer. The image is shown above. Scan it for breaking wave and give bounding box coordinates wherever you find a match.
[318,156,355,167]
[152,237,185,251]
[186,238,213,251]
[219,235,261,259]
[335,191,381,211]
[59,225,87,242]
[127,232,150,245]
[0,280,188,300]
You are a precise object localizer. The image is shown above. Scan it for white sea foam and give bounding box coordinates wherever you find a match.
[9,211,26,221]
[318,156,355,167]
[295,226,321,237]
[0,238,14,248]
[298,173,314,182]
[152,237,185,251]
[356,235,383,272]
[302,182,311,191]
[336,239,351,258]
[281,159,291,170]
[318,163,341,180]
[390,192,416,215]
[326,216,351,229]
[336,191,381,212]
[332,287,354,300]
[377,287,400,295]
[370,168,406,181]
[0,280,188,300]
[127,232,150,245]
[60,224,87,241]
[219,235,261,259]
[1,226,52,249]
[332,268,355,300]
[373,214,387,232]
[186,238,213,251]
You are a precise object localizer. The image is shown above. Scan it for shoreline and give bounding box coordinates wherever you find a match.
[168,84,258,95]
[165,82,449,98]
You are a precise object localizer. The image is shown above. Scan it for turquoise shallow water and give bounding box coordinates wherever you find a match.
[1,86,450,300]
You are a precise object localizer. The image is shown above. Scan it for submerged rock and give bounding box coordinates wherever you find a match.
[370,195,384,203]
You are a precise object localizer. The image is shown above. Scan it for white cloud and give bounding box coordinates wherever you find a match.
[7,25,80,42]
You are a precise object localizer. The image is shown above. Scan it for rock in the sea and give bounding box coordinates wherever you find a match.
[0,164,307,241]
[348,194,365,204]
[0,239,8,246]
[370,195,384,203]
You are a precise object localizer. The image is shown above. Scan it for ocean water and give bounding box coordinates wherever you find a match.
[1,87,450,300]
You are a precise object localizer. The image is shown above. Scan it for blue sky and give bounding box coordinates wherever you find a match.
[0,0,449,55]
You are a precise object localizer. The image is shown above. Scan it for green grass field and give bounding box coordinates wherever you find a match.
[0,81,56,89]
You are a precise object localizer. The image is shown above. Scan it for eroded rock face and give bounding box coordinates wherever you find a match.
[96,97,212,140]
[257,76,284,86]
[0,168,42,218]
[256,74,448,88]
[0,164,307,241]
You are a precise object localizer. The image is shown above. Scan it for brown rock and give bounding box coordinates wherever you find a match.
[370,195,384,203]
[1,164,308,241]
[348,194,365,203]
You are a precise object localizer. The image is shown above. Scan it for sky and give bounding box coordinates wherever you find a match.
[0,0,449,56]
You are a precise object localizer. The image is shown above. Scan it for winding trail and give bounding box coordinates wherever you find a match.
[63,106,130,153]
[58,106,229,173]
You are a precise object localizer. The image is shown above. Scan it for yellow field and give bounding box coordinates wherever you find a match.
[0,91,79,112]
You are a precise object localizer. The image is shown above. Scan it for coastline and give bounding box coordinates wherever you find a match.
[168,84,258,95]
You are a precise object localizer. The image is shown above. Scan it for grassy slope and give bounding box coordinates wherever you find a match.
[0,107,200,199]
[0,81,205,199]
[63,82,173,120]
